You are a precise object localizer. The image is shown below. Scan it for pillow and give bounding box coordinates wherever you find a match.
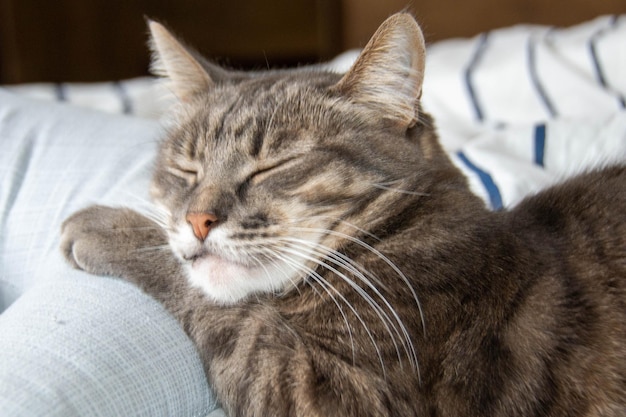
[0,90,220,416]
[0,90,157,308]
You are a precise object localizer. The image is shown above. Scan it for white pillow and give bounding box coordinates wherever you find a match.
[0,90,219,416]
[0,90,159,307]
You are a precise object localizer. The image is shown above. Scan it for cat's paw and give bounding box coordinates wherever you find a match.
[61,205,167,277]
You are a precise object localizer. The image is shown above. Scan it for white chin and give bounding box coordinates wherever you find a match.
[183,254,298,304]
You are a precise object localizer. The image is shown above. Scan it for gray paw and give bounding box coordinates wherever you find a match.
[61,205,166,277]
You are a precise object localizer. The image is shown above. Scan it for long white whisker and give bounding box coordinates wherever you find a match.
[271,242,412,376]
[134,244,171,253]
[371,182,430,196]
[270,250,357,365]
[254,251,302,296]
[270,249,385,376]
[113,193,170,230]
[288,225,426,340]
[283,235,390,292]
[313,215,382,243]
[264,100,281,137]
[278,236,419,373]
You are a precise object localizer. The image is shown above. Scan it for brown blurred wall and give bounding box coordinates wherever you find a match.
[1,0,624,83]
[342,0,626,47]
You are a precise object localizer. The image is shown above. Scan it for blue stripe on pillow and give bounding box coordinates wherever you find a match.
[113,81,133,115]
[464,32,489,122]
[589,16,626,109]
[527,36,557,117]
[457,151,503,210]
[534,123,546,167]
[55,83,67,102]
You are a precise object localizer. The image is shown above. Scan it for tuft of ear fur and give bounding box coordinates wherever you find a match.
[335,13,426,130]
[148,20,213,101]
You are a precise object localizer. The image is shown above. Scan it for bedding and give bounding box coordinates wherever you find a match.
[0,15,624,416]
[0,91,221,417]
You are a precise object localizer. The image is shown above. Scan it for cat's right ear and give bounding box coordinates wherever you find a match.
[147,20,213,101]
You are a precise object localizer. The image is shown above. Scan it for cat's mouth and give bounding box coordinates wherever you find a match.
[183,249,210,263]
[184,248,255,271]
[168,227,313,303]
[190,252,257,275]
[178,246,301,304]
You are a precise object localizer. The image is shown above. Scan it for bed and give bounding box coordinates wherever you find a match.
[1,14,625,417]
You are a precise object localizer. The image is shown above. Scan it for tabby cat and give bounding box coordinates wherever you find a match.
[61,13,626,417]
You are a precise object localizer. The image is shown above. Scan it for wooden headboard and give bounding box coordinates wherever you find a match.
[1,0,623,84]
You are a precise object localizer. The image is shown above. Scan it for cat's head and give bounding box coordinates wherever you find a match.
[148,13,442,304]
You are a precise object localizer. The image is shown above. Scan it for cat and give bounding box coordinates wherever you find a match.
[60,13,626,417]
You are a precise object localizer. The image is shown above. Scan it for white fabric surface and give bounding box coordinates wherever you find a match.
[0,273,216,417]
[4,78,170,119]
[0,90,218,416]
[421,15,626,208]
[0,89,157,308]
[1,15,625,417]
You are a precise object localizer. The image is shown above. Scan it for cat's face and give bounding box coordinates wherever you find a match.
[148,15,429,304]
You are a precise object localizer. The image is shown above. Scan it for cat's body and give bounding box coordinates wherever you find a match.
[61,14,626,417]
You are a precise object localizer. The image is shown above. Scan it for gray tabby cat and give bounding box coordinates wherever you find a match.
[61,13,626,417]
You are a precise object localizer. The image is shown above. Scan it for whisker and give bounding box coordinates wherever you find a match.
[270,240,415,375]
[251,251,302,297]
[230,222,421,373]
[271,249,383,374]
[310,216,382,243]
[140,206,170,229]
[371,182,430,196]
[264,100,281,137]
[288,225,425,340]
[114,192,170,227]
[134,244,171,253]
[270,250,357,364]
[277,236,419,371]
[76,225,162,233]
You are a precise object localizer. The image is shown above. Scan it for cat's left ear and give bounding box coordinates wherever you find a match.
[148,20,214,101]
[334,13,426,131]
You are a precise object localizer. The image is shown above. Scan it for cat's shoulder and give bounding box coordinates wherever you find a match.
[515,165,625,217]
[508,164,626,245]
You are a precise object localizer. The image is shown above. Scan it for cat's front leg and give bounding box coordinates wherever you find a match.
[60,205,184,298]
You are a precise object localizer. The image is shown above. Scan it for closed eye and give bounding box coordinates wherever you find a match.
[166,166,199,187]
[236,157,300,199]
[249,156,300,185]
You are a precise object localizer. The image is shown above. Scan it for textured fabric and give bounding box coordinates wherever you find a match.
[0,89,158,309]
[0,272,216,417]
[2,77,171,119]
[422,15,625,129]
[0,90,220,416]
[449,114,626,208]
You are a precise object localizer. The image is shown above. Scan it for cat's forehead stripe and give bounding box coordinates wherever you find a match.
[212,96,243,143]
[249,125,265,157]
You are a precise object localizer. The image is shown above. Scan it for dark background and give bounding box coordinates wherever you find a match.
[1,0,624,84]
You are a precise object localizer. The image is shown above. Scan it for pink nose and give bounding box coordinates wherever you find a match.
[186,212,218,241]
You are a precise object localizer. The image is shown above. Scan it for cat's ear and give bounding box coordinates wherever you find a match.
[335,13,426,130]
[148,20,214,101]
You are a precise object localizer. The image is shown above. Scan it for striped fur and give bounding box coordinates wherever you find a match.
[61,13,626,416]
